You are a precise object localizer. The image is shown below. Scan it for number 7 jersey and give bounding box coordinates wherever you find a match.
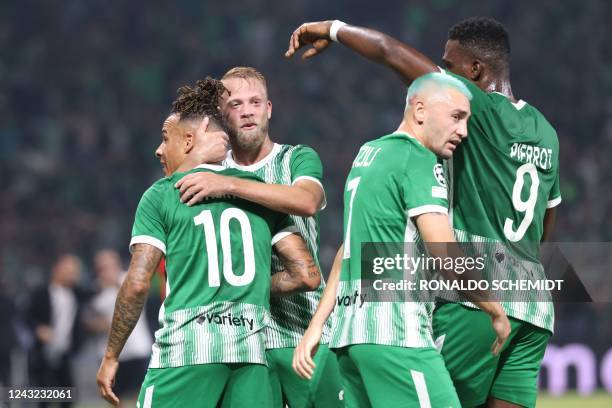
[446,72,561,332]
[130,164,297,368]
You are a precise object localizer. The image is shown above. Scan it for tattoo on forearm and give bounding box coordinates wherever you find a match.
[271,271,296,294]
[105,244,162,357]
[272,236,319,295]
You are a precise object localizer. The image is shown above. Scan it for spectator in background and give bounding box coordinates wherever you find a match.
[27,254,90,407]
[0,276,17,386]
[0,4,609,400]
[86,249,152,406]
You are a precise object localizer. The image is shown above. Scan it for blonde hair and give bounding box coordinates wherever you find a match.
[222,66,268,91]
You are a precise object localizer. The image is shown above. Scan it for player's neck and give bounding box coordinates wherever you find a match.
[484,77,516,103]
[396,120,425,146]
[231,137,274,166]
[175,157,201,174]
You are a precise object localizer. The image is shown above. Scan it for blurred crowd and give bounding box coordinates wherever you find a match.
[0,249,158,404]
[0,0,611,395]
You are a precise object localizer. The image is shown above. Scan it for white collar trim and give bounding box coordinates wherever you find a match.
[194,164,225,171]
[513,100,527,110]
[225,143,282,171]
[394,131,416,140]
[492,92,526,110]
[394,131,426,147]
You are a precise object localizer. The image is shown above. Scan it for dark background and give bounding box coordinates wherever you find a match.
[0,0,611,402]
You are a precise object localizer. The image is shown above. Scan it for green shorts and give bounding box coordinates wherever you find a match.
[334,344,460,408]
[136,363,271,408]
[432,302,551,408]
[267,344,344,408]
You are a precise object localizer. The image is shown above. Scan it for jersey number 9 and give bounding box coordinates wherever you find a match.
[503,163,539,242]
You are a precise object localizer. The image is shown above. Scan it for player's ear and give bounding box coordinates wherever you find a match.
[414,100,425,125]
[470,60,482,81]
[184,132,194,153]
[267,100,272,120]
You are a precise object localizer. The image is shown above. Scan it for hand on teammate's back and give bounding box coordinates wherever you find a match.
[175,172,231,206]
[191,116,230,165]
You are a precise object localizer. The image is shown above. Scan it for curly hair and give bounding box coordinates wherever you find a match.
[171,77,227,123]
[448,17,510,73]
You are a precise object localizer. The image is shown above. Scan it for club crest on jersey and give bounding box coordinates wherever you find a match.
[433,164,446,187]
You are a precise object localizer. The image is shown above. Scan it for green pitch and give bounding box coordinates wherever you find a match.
[77,391,612,407]
[537,391,612,407]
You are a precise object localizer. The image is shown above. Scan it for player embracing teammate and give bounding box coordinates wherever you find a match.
[97,16,560,408]
[288,16,560,408]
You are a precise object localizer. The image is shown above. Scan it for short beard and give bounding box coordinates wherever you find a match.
[230,121,269,153]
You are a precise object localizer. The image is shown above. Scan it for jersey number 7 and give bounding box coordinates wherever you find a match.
[343,177,361,259]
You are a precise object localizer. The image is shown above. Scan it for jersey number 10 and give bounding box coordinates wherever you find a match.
[193,208,256,287]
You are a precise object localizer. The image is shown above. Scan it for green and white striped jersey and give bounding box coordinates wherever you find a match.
[223,143,328,349]
[330,132,448,349]
[444,72,561,332]
[130,164,296,368]
[449,230,554,332]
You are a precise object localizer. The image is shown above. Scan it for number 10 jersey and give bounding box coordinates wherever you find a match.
[130,164,296,368]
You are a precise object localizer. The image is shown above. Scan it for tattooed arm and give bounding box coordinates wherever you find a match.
[271,234,321,295]
[96,244,163,406]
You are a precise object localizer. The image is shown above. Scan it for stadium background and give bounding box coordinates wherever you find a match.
[0,0,611,406]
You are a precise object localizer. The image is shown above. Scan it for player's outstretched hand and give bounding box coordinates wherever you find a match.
[175,172,231,206]
[490,311,511,355]
[192,116,230,164]
[292,325,322,380]
[96,357,120,406]
[285,21,333,60]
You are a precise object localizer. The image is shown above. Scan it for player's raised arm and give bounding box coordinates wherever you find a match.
[285,20,437,85]
[272,234,321,295]
[293,244,342,379]
[414,212,511,355]
[96,244,162,406]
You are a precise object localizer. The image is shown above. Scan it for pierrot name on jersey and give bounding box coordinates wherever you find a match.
[444,71,561,333]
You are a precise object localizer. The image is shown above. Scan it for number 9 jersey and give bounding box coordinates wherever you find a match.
[130,164,296,368]
[445,72,561,256]
[444,71,561,331]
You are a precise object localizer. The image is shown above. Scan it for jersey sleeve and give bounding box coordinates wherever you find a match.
[270,213,300,245]
[402,150,449,218]
[547,170,562,208]
[289,145,327,210]
[130,184,167,254]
